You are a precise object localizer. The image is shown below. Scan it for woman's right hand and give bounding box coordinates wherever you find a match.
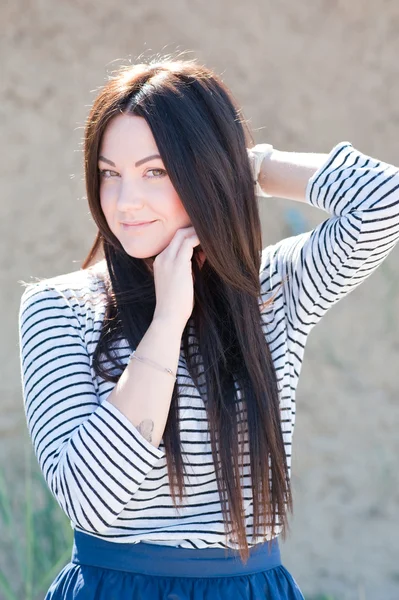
[152,226,201,330]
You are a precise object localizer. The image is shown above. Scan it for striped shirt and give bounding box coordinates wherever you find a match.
[18,142,399,549]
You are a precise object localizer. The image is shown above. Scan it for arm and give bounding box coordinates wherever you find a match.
[107,315,183,449]
[258,141,399,337]
[257,148,330,203]
[19,284,181,534]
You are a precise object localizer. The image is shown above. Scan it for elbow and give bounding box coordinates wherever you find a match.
[49,469,118,535]
[53,489,118,534]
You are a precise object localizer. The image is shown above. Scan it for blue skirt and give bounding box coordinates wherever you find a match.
[45,530,304,599]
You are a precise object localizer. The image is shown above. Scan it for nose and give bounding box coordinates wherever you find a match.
[116,181,145,210]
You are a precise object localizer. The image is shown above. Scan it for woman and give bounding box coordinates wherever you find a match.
[18,56,399,599]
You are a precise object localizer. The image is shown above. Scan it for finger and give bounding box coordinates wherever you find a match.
[176,235,201,261]
[161,227,198,261]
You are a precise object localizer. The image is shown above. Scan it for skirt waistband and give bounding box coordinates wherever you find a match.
[71,531,281,578]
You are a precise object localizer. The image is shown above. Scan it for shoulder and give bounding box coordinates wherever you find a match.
[19,259,108,331]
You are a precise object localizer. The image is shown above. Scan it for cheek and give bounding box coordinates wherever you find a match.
[163,188,190,222]
[99,183,114,203]
[99,187,116,220]
[99,197,109,225]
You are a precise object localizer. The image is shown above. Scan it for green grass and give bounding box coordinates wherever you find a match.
[0,444,73,600]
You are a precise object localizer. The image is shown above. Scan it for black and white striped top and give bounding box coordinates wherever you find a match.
[18,142,399,549]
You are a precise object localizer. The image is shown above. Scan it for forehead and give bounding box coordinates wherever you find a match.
[100,114,158,154]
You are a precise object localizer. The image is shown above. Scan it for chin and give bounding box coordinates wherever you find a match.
[122,246,160,260]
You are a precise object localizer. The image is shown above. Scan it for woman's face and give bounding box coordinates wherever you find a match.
[98,113,193,262]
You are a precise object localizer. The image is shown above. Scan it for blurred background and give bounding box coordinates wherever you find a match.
[2,1,399,599]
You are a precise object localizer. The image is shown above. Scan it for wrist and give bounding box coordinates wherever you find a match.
[247,144,274,198]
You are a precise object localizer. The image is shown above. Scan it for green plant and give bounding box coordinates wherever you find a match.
[0,444,73,600]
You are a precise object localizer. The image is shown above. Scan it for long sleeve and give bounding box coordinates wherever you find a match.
[263,141,399,338]
[18,283,165,534]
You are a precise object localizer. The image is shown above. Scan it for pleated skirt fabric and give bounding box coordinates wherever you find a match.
[45,530,304,599]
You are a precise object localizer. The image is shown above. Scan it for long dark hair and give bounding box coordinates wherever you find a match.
[81,55,292,562]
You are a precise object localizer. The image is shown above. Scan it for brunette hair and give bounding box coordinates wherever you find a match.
[81,54,292,562]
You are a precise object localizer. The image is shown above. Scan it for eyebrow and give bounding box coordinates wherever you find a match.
[98,154,162,168]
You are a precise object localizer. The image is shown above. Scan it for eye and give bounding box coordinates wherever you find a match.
[146,168,167,178]
[98,169,119,179]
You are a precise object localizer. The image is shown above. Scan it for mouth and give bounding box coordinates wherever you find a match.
[121,221,157,230]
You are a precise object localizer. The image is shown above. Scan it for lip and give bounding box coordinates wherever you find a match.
[121,220,157,230]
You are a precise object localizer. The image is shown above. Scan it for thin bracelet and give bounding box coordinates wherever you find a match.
[129,350,176,378]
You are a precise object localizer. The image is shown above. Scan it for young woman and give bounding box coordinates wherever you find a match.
[18,56,399,599]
